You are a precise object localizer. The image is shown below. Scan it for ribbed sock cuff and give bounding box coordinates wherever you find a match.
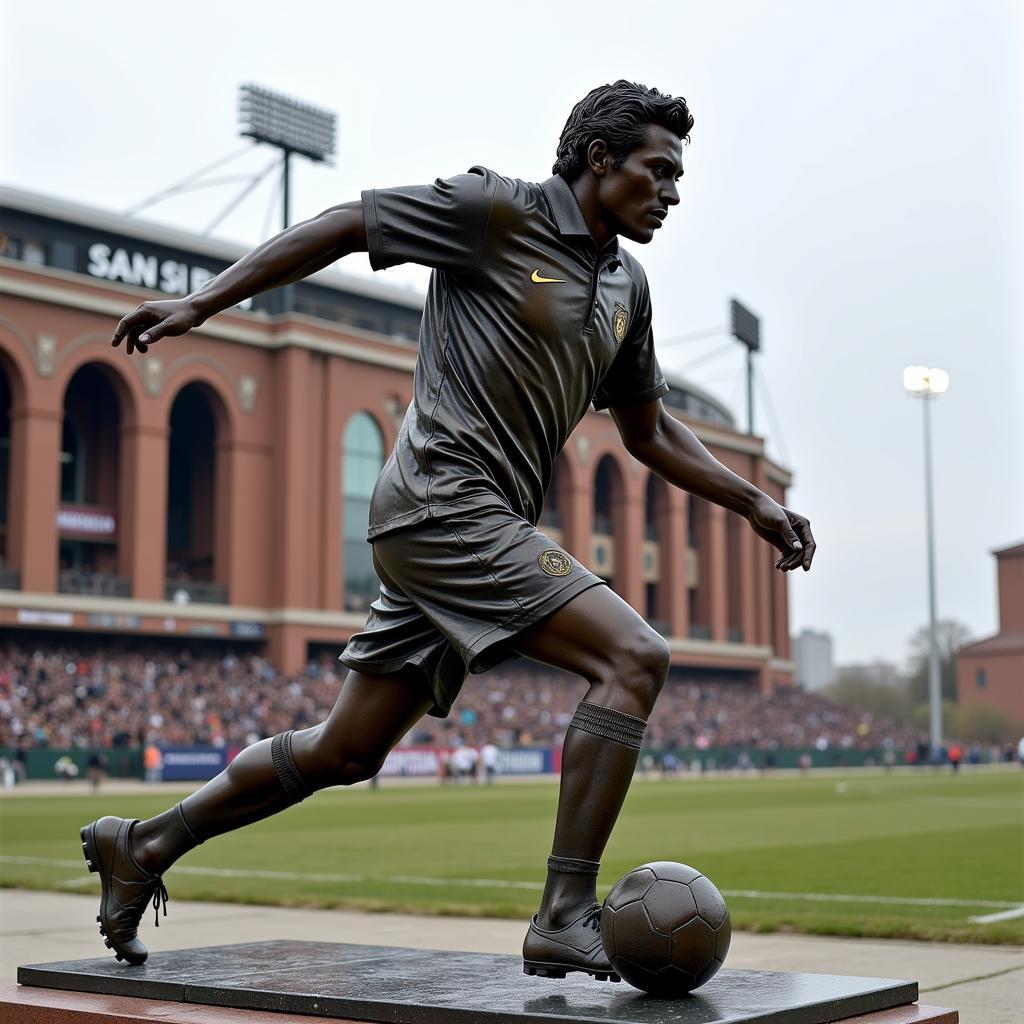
[272,730,313,802]
[547,854,600,876]
[568,700,647,749]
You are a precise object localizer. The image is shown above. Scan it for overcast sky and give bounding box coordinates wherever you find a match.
[2,0,1021,667]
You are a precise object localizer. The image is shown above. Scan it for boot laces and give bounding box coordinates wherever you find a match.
[126,875,169,928]
[148,876,169,927]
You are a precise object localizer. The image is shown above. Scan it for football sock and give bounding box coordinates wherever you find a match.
[539,701,647,927]
[131,731,312,875]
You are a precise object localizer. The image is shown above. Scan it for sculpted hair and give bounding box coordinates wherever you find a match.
[553,80,694,180]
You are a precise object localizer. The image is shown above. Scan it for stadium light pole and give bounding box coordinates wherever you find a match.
[903,365,950,761]
[729,299,761,435]
[238,84,337,231]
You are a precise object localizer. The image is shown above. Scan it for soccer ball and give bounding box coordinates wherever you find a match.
[601,861,731,995]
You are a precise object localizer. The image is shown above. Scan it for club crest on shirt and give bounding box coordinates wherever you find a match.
[538,550,572,577]
[613,303,629,344]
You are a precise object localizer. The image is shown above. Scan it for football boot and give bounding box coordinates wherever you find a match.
[522,903,620,982]
[80,816,169,965]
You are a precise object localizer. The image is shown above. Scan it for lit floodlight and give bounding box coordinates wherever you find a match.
[903,365,950,396]
[239,84,336,163]
[903,365,929,393]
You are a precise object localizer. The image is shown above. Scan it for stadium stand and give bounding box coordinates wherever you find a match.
[1,640,923,756]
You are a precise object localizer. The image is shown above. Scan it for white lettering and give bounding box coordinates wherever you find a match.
[163,752,223,766]
[107,248,136,284]
[86,241,254,311]
[160,260,189,294]
[18,609,74,626]
[132,251,159,289]
[87,243,111,278]
[57,509,116,535]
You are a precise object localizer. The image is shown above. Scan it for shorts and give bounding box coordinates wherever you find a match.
[338,508,605,718]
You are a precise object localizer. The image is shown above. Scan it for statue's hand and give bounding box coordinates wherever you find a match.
[110,298,205,356]
[747,497,816,572]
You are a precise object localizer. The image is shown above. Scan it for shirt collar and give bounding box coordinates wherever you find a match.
[540,174,621,265]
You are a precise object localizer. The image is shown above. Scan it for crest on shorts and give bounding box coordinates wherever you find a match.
[538,549,572,577]
[613,303,629,344]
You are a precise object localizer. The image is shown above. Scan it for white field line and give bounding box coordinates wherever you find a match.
[2,855,1019,911]
[968,905,1024,924]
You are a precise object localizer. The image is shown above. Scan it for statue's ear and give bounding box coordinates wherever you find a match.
[587,139,611,177]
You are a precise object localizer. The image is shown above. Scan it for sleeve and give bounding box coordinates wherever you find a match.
[361,166,498,273]
[592,272,670,411]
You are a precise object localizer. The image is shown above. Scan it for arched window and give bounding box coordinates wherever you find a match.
[58,364,124,595]
[165,383,225,603]
[644,474,670,634]
[0,367,10,569]
[343,413,384,611]
[593,455,625,590]
[594,458,615,536]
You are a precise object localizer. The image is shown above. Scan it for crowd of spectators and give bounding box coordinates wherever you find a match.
[0,639,933,757]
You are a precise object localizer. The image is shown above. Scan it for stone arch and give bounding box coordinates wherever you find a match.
[162,361,241,446]
[165,378,234,601]
[54,345,144,432]
[0,347,27,575]
[644,472,672,633]
[0,316,36,378]
[0,324,42,584]
[688,494,711,639]
[592,452,628,590]
[55,357,137,594]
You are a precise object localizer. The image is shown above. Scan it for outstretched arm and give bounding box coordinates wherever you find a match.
[110,201,368,355]
[611,399,815,573]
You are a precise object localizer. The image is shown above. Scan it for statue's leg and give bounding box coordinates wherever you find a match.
[83,668,433,963]
[513,584,669,977]
[133,668,434,868]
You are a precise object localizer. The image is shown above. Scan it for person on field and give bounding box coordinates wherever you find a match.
[82,80,815,979]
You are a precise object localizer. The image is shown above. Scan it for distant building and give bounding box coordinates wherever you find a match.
[957,542,1024,723]
[793,628,836,691]
[0,185,797,688]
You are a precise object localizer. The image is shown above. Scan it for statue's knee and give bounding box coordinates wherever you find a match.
[597,630,670,716]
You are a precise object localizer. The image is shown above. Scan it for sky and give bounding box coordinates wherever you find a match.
[1,0,1021,668]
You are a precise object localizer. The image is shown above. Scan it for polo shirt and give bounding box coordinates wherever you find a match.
[361,167,669,540]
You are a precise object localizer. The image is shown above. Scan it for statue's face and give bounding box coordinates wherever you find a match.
[597,124,683,244]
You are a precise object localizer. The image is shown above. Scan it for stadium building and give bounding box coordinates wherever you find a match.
[0,185,794,689]
[956,541,1024,723]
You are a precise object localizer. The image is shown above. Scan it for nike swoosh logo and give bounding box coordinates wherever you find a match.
[531,269,566,283]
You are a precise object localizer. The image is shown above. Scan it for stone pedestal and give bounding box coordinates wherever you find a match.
[11,940,956,1024]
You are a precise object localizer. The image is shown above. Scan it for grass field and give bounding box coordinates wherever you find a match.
[2,769,1022,944]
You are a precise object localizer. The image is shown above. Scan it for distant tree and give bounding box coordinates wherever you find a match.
[912,699,958,737]
[954,704,1022,745]
[824,674,911,725]
[907,619,972,706]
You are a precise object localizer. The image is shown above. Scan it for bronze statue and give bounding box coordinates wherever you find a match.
[84,80,815,979]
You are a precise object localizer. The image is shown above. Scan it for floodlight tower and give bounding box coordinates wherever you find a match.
[730,299,761,434]
[238,84,337,230]
[903,365,950,760]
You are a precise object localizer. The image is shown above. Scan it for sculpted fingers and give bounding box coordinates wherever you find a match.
[776,511,815,573]
[111,308,150,350]
[793,515,816,571]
